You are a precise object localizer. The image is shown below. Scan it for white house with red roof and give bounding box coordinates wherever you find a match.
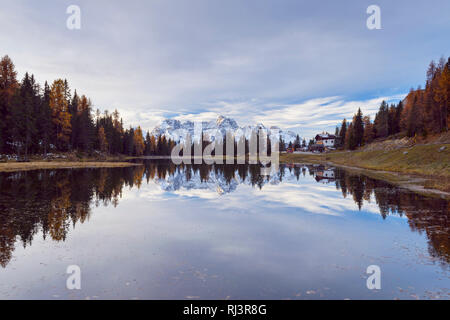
[314,133,336,148]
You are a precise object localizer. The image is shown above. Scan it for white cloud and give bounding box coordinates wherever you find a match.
[1,1,447,138]
[253,95,406,137]
[140,94,405,138]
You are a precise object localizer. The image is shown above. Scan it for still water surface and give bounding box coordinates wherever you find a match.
[0,161,448,299]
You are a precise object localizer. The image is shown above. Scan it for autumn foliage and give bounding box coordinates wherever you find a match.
[336,56,450,150]
[0,55,175,158]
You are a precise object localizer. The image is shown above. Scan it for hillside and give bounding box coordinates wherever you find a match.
[280,135,450,194]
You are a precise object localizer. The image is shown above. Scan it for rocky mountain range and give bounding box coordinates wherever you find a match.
[150,115,300,145]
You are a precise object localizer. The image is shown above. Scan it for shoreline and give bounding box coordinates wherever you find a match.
[1,148,448,198]
[319,161,449,199]
[280,145,450,198]
[0,161,142,173]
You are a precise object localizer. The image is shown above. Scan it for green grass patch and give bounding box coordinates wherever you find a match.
[280,144,450,193]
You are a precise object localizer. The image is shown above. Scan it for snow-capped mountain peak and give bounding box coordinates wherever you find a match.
[151,115,299,145]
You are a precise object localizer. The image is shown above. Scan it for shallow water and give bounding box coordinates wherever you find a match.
[0,161,448,299]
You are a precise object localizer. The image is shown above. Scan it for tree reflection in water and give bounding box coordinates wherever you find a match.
[0,161,448,268]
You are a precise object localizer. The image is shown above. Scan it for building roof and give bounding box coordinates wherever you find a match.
[315,133,336,140]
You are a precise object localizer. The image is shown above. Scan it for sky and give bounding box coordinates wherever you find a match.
[1,0,449,139]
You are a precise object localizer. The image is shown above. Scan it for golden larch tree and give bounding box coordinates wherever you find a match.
[98,126,108,153]
[49,79,72,150]
[133,126,145,156]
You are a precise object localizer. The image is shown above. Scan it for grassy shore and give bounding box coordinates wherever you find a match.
[0,152,142,173]
[0,161,141,173]
[280,143,450,195]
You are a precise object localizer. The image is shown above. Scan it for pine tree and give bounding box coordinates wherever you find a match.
[150,134,157,155]
[29,75,42,154]
[406,95,422,137]
[294,134,301,149]
[98,126,108,153]
[77,95,95,152]
[279,135,286,152]
[14,73,37,157]
[393,101,403,135]
[345,123,356,150]
[0,55,18,153]
[374,101,389,138]
[0,55,183,157]
[436,57,450,131]
[363,116,375,144]
[69,91,80,149]
[123,128,135,155]
[353,108,364,147]
[38,82,53,154]
[144,131,151,155]
[49,79,72,151]
[63,79,71,104]
[111,110,123,154]
[338,119,347,148]
[133,126,145,156]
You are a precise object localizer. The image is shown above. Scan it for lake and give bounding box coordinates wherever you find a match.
[0,160,448,299]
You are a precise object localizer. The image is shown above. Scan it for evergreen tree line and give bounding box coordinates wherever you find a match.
[179,132,274,156]
[334,56,450,150]
[282,134,306,151]
[180,132,307,156]
[0,55,176,158]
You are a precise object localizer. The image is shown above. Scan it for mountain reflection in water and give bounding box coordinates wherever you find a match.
[0,161,448,272]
